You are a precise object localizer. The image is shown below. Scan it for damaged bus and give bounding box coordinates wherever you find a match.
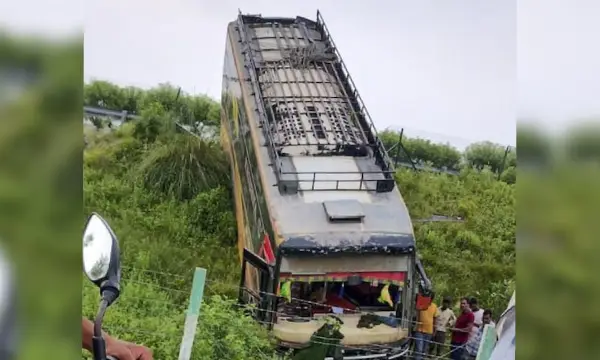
[220,10,432,359]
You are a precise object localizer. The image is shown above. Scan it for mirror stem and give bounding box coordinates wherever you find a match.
[92,283,119,360]
[93,299,108,338]
[92,298,109,360]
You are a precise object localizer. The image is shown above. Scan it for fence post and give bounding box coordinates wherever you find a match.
[178,267,207,360]
[497,146,511,180]
[394,128,404,167]
[475,323,498,360]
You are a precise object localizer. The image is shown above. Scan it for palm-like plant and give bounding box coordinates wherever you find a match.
[137,135,230,201]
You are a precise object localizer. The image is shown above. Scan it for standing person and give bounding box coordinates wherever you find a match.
[449,298,474,360]
[465,309,495,360]
[413,294,439,360]
[469,297,485,341]
[430,297,456,356]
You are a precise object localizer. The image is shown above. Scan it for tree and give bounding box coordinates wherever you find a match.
[85,80,133,110]
[378,129,514,178]
[464,141,509,173]
[85,80,222,128]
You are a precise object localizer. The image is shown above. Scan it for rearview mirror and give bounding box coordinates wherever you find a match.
[82,213,121,293]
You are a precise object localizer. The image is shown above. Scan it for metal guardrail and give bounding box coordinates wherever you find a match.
[83,106,216,139]
[84,105,140,121]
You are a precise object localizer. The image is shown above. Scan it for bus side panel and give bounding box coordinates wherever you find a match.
[222,31,258,292]
[228,26,278,258]
[225,26,278,294]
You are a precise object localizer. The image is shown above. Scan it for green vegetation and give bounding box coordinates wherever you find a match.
[518,164,600,360]
[84,80,220,127]
[1,35,83,360]
[397,168,514,312]
[83,80,515,359]
[83,101,277,359]
[379,130,516,183]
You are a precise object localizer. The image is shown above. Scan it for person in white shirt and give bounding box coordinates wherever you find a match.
[430,297,456,356]
[465,309,495,360]
[469,297,485,341]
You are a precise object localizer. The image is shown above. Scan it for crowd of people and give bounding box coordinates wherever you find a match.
[414,295,495,360]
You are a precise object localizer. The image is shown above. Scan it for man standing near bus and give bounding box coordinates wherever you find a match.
[430,297,456,356]
[469,297,485,341]
[413,294,438,360]
[465,309,495,360]
[449,298,474,360]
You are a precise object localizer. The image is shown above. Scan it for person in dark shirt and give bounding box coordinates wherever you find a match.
[449,297,474,360]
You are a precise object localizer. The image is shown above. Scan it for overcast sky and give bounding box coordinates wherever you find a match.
[518,0,600,135]
[3,0,600,147]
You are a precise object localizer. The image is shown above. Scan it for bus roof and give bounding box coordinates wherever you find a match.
[229,12,415,253]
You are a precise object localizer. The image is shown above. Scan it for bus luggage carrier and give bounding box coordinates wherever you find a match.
[236,11,396,194]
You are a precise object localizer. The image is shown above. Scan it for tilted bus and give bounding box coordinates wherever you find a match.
[220,10,432,359]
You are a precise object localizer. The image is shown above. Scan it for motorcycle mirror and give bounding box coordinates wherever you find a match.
[82,213,121,293]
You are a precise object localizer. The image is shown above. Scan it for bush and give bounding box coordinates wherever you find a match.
[82,279,277,360]
[84,119,273,359]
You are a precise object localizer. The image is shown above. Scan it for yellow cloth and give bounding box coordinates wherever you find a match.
[377,284,393,307]
[416,303,439,334]
[280,280,291,302]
